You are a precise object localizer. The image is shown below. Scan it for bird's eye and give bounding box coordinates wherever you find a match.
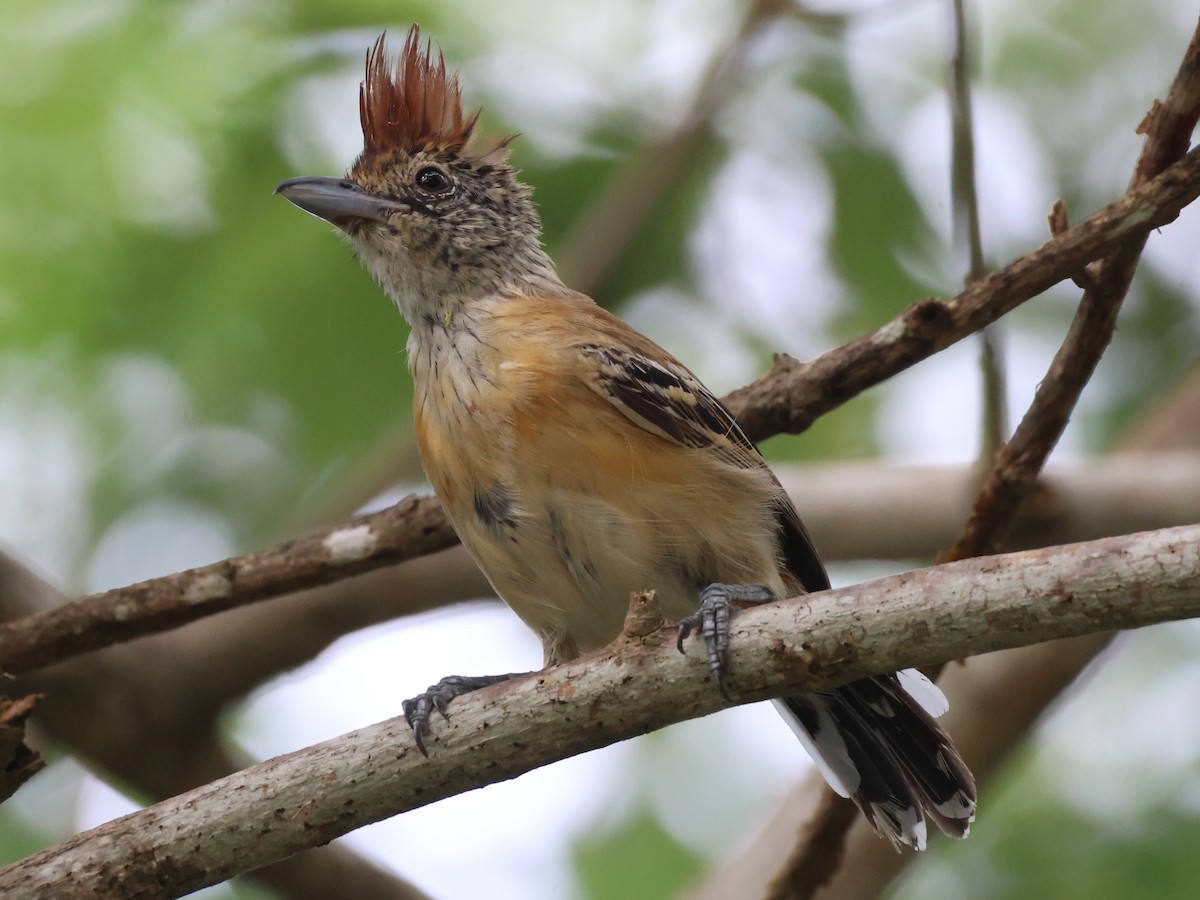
[415,167,451,194]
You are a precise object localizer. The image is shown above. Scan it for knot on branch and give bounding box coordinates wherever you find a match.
[622,590,666,640]
[907,297,954,334]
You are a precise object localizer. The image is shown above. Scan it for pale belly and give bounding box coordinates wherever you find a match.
[439,451,789,666]
[452,489,709,658]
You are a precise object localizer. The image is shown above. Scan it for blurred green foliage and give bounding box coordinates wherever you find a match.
[574,811,704,900]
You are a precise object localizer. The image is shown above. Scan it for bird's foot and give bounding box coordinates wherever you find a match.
[402,673,521,755]
[676,583,775,698]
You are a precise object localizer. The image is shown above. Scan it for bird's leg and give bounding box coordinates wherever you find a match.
[676,583,775,698]
[403,673,526,755]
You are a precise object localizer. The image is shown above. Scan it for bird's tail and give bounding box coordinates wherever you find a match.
[773,669,976,850]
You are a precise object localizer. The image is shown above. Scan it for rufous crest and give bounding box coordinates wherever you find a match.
[358,26,482,158]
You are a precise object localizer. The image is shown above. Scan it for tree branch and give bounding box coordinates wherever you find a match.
[1,524,1196,896]
[761,18,1200,893]
[725,144,1200,442]
[0,494,457,674]
[5,452,1198,720]
[943,17,1200,561]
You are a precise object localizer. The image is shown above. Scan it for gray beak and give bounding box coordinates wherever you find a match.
[274,176,394,230]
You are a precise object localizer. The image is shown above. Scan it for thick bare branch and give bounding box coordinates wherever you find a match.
[1,524,1198,897]
[6,448,1200,684]
[6,452,1198,723]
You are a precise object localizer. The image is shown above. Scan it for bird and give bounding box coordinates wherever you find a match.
[276,25,975,850]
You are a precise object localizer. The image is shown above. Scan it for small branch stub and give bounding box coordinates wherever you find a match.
[622,590,667,639]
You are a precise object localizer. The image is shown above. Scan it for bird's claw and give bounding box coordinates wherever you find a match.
[402,673,517,755]
[676,583,775,699]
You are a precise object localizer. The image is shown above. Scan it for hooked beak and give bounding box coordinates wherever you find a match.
[274,176,395,231]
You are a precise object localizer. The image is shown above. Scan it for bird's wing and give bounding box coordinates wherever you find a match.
[576,342,757,458]
[573,333,830,593]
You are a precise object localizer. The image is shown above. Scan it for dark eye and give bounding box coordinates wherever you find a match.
[415,166,451,194]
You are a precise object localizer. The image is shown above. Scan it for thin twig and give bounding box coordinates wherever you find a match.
[2,524,1198,897]
[948,0,1007,460]
[976,330,1007,458]
[949,0,985,285]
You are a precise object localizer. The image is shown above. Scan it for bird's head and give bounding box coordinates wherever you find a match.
[276,27,558,319]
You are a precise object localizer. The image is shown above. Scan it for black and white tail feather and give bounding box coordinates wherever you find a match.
[775,669,975,849]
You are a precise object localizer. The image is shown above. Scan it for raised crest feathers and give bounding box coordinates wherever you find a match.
[358,26,479,156]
